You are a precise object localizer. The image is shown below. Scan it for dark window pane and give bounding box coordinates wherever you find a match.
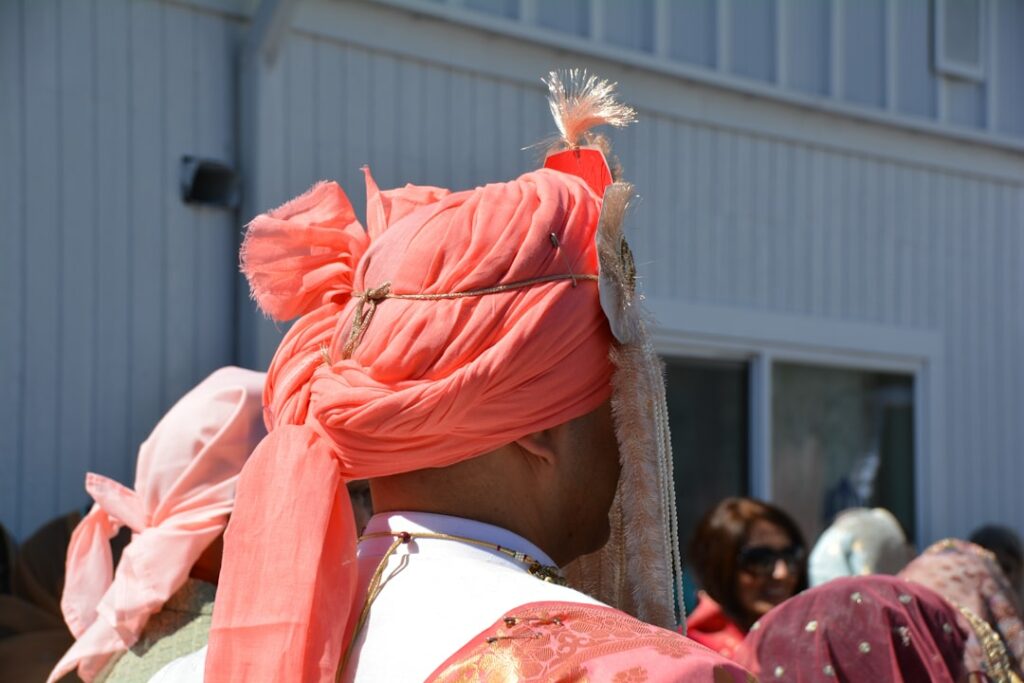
[771,363,915,545]
[665,358,750,554]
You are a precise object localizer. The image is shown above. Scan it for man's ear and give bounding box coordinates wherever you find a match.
[514,427,559,467]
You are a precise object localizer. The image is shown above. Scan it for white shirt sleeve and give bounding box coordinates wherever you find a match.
[147,645,207,683]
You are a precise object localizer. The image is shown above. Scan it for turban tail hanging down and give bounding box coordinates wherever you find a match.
[206,70,683,683]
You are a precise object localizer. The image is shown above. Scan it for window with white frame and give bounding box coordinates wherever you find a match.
[665,355,916,559]
[934,0,986,81]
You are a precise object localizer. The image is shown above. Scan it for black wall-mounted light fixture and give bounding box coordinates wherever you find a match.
[180,155,240,209]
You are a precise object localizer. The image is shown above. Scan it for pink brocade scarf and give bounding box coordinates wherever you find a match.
[428,601,754,682]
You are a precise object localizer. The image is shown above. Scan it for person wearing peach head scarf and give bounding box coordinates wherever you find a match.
[155,71,754,683]
[46,367,267,683]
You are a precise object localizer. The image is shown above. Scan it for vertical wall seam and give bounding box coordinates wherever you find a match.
[125,0,135,468]
[829,0,843,100]
[89,0,100,477]
[15,0,27,535]
[192,9,201,382]
[54,0,65,510]
[884,0,898,112]
[159,0,167,410]
[313,38,321,177]
[774,0,786,88]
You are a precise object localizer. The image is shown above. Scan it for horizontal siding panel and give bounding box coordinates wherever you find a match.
[780,0,829,96]
[729,0,776,83]
[841,0,885,108]
[194,11,237,382]
[285,35,318,197]
[162,4,199,407]
[22,0,63,536]
[57,0,97,513]
[0,0,25,531]
[947,80,986,130]
[894,0,936,118]
[667,0,716,68]
[536,0,589,38]
[94,0,133,502]
[128,0,167,479]
[602,0,654,53]
[314,39,346,183]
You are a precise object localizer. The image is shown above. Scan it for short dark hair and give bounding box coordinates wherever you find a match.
[969,524,1023,581]
[688,497,808,623]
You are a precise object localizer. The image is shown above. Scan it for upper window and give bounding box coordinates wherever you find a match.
[934,0,986,81]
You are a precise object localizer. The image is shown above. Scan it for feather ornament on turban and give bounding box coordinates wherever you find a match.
[206,70,683,682]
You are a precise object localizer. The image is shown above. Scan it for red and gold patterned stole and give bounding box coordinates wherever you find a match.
[428,601,756,682]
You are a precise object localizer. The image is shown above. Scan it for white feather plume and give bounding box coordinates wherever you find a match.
[543,69,637,148]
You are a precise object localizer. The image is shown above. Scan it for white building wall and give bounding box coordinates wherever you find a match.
[0,0,242,538]
[3,0,1022,546]
[240,0,1024,544]
[376,0,1024,140]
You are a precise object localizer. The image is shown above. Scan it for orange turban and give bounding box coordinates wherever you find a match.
[208,71,685,682]
[207,166,616,681]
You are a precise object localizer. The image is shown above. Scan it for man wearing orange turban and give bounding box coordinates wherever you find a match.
[170,71,754,682]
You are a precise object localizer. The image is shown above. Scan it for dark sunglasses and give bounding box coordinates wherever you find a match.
[737,545,804,577]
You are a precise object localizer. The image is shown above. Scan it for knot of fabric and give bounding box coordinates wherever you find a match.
[85,473,149,533]
[341,282,393,359]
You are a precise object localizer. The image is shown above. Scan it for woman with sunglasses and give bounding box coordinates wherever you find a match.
[686,497,808,659]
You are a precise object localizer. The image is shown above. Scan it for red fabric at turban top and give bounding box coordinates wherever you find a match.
[206,167,616,682]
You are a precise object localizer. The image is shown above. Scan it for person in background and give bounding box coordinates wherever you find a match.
[687,497,808,659]
[971,525,1024,598]
[808,507,913,587]
[900,538,1024,679]
[0,513,98,683]
[735,575,1018,682]
[47,367,266,683]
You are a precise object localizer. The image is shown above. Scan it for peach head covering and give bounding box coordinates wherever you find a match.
[900,538,1024,677]
[48,366,266,682]
[207,71,683,682]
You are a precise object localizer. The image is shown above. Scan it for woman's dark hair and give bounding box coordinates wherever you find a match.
[688,497,808,623]
[969,524,1024,581]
